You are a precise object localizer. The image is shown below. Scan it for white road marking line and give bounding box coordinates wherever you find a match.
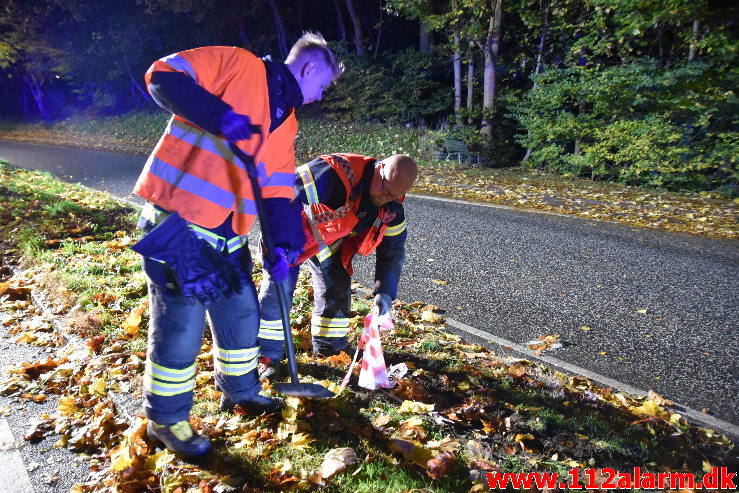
[0,418,35,493]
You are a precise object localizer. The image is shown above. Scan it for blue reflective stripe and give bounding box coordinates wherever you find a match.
[169,120,240,163]
[236,197,257,216]
[160,54,197,80]
[264,171,295,188]
[384,220,406,237]
[148,157,236,210]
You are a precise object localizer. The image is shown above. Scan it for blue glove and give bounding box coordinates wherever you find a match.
[265,247,289,283]
[221,109,252,142]
[373,293,393,316]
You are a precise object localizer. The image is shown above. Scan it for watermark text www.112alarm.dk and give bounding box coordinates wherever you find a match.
[486,466,736,490]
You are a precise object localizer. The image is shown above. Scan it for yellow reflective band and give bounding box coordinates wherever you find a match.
[213,346,259,362]
[311,325,349,338]
[227,235,247,251]
[146,360,196,382]
[298,166,319,205]
[311,315,350,327]
[258,328,284,341]
[144,374,195,396]
[259,319,284,340]
[317,239,343,262]
[384,220,406,237]
[260,319,283,329]
[213,358,258,376]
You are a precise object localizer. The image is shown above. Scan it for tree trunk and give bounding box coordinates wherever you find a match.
[453,34,463,127]
[332,0,347,48]
[523,0,550,162]
[126,62,149,103]
[23,73,50,121]
[375,5,384,54]
[466,46,475,125]
[420,21,432,53]
[236,17,249,47]
[268,0,289,58]
[479,0,502,139]
[345,0,365,55]
[688,18,699,61]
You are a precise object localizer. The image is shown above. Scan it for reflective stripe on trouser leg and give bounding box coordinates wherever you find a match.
[212,345,259,376]
[257,265,300,360]
[143,269,207,425]
[144,359,196,396]
[207,278,262,402]
[308,254,352,354]
[311,314,350,338]
[259,319,284,341]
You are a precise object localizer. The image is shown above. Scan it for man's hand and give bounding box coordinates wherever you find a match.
[265,247,289,283]
[221,109,253,142]
[373,293,393,316]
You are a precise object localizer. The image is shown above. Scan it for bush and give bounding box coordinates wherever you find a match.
[510,60,739,193]
[320,49,452,125]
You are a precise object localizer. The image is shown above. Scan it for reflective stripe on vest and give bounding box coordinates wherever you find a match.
[136,47,297,235]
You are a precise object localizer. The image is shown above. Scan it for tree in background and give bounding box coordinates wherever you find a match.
[0,0,735,193]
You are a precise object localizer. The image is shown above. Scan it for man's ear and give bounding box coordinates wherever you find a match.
[301,61,316,78]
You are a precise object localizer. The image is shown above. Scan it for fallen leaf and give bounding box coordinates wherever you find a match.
[290,432,313,450]
[398,400,434,413]
[321,447,358,479]
[427,452,455,480]
[431,279,448,285]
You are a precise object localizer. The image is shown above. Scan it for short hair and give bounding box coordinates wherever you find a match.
[286,32,344,78]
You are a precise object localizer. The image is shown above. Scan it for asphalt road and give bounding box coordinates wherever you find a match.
[2,139,738,427]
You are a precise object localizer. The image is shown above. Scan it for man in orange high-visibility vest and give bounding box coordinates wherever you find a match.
[131,33,342,456]
[257,153,418,378]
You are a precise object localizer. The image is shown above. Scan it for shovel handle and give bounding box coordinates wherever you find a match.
[228,136,301,385]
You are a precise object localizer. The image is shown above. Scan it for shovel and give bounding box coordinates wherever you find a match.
[229,136,335,400]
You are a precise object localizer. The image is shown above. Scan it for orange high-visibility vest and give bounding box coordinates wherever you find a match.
[134,46,297,235]
[296,153,401,273]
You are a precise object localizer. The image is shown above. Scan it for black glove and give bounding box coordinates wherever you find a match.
[221,109,253,142]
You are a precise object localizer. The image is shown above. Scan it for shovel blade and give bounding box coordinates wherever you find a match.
[276,382,335,400]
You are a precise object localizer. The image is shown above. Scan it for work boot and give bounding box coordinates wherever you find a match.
[258,357,285,381]
[146,420,212,456]
[219,393,285,415]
